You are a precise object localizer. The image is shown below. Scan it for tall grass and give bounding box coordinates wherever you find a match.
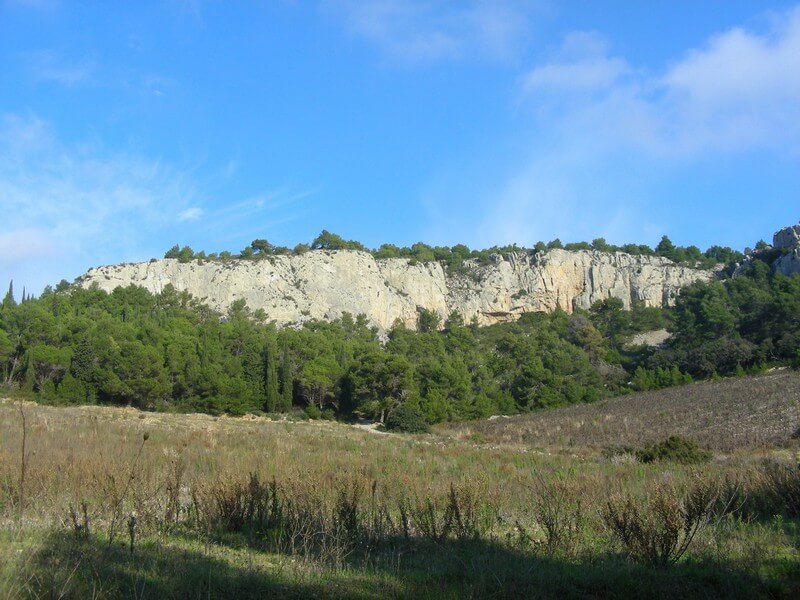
[1,399,798,597]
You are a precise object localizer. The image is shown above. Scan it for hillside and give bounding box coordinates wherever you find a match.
[442,370,800,452]
[78,248,712,331]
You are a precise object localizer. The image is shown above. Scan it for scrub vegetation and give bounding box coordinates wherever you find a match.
[1,393,798,598]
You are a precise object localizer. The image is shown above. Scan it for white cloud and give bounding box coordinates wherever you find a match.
[523,55,629,92]
[523,31,631,92]
[178,207,204,222]
[324,0,540,63]
[432,8,800,250]
[521,7,800,156]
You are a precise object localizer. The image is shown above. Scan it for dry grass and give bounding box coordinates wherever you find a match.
[1,396,799,598]
[442,370,800,451]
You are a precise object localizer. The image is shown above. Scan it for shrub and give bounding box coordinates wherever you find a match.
[406,482,493,542]
[304,405,322,420]
[637,436,712,465]
[530,476,586,556]
[602,478,718,566]
[385,404,430,433]
[756,460,800,517]
[602,445,639,464]
[194,473,276,534]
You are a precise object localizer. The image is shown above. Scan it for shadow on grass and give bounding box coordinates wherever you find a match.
[13,529,799,599]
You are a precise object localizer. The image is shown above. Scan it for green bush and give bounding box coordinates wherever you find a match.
[385,404,430,433]
[637,436,712,465]
[304,405,322,420]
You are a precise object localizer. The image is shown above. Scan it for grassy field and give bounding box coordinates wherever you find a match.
[442,370,800,451]
[1,375,800,598]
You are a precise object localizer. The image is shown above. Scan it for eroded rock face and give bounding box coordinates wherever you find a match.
[771,223,800,277]
[774,249,800,277]
[773,223,800,250]
[78,249,714,330]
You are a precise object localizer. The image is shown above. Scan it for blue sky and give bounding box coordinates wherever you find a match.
[1,0,799,295]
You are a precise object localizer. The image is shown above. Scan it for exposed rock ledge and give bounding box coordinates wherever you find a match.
[78,249,714,331]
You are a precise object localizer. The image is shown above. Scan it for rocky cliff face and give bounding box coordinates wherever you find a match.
[773,223,800,277]
[78,249,714,331]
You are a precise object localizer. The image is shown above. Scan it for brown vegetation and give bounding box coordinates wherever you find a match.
[1,395,799,598]
[443,370,800,451]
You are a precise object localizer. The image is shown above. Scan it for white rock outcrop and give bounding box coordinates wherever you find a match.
[78,249,714,331]
[772,223,800,277]
[773,223,800,250]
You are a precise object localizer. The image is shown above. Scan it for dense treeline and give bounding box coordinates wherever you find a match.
[164,230,745,271]
[1,251,797,425]
[0,280,671,423]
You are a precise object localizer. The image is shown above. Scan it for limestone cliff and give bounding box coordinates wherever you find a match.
[77,249,714,331]
[772,223,800,277]
[733,222,800,278]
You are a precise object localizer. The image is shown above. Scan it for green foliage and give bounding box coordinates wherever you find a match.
[2,281,15,309]
[250,239,272,254]
[159,230,743,273]
[263,337,280,412]
[385,404,430,433]
[417,307,441,333]
[311,230,367,252]
[636,436,712,465]
[4,243,799,424]
[279,349,294,411]
[630,366,692,391]
[650,269,800,376]
[304,404,323,419]
[344,350,414,422]
[164,245,196,263]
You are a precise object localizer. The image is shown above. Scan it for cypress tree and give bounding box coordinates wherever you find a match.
[263,338,279,413]
[2,281,15,308]
[278,348,293,412]
[71,337,95,384]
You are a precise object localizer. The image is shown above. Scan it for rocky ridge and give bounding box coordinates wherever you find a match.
[732,222,800,278]
[772,223,800,277]
[78,249,714,331]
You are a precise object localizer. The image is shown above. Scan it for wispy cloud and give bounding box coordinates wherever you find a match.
[324,0,541,64]
[178,207,204,222]
[522,32,630,92]
[193,187,319,241]
[0,113,200,292]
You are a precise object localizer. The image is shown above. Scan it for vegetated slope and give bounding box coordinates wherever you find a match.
[443,370,800,451]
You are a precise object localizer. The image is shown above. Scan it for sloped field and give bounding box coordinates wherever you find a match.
[443,370,800,451]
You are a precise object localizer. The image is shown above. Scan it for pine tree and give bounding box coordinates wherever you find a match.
[278,348,293,412]
[263,338,280,412]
